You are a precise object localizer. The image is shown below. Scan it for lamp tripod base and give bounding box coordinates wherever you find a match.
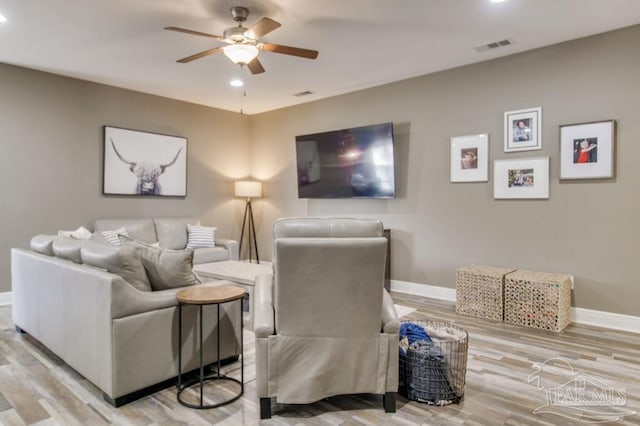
[239,199,259,263]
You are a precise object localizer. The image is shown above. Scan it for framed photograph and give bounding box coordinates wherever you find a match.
[559,120,616,180]
[504,107,542,152]
[103,126,187,196]
[494,157,549,199]
[450,134,489,182]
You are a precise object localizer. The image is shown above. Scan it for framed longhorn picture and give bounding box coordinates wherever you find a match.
[103,126,187,197]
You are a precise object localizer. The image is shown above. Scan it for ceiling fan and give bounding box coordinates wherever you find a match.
[165,6,319,74]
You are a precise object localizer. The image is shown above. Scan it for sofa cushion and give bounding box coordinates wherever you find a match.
[154,217,200,250]
[52,236,85,264]
[193,247,229,264]
[94,219,157,244]
[30,235,57,256]
[186,225,216,249]
[81,241,152,292]
[125,239,201,291]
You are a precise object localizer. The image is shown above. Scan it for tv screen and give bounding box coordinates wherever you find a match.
[295,122,396,199]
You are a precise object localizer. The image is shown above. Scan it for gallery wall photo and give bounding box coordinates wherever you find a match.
[103,126,187,197]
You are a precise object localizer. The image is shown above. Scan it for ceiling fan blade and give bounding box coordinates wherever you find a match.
[165,26,227,42]
[244,17,281,39]
[247,57,265,74]
[177,46,224,63]
[261,43,318,60]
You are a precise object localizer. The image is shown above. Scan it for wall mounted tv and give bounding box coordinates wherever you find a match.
[295,122,396,199]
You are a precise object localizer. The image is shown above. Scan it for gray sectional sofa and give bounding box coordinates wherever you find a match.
[11,217,241,406]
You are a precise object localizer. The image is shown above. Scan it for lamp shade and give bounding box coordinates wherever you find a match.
[235,181,262,198]
[223,44,259,64]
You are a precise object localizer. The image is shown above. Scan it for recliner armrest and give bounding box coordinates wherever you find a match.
[381,290,400,334]
[214,238,239,260]
[253,273,274,337]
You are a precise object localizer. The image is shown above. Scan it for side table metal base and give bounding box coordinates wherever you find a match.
[176,286,245,410]
[177,376,243,409]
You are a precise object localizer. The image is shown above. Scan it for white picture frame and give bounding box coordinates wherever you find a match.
[450,134,489,182]
[504,107,542,152]
[494,157,549,199]
[104,126,187,197]
[559,120,616,180]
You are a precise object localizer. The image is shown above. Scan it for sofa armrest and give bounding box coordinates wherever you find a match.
[381,289,400,334]
[112,279,236,319]
[253,273,274,338]
[215,238,239,260]
[111,280,180,319]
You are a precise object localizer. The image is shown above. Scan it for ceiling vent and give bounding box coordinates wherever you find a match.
[474,39,512,53]
[293,90,314,97]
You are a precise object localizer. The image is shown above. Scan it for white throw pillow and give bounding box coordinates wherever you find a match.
[101,227,130,246]
[58,226,92,240]
[186,225,216,249]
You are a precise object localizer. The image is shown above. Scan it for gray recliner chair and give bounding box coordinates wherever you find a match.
[253,217,400,419]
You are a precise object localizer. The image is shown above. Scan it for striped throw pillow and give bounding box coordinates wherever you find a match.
[186,225,216,249]
[101,227,130,246]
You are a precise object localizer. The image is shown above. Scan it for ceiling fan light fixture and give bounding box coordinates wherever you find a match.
[223,44,259,64]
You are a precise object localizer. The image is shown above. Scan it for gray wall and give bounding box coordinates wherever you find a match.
[249,25,640,316]
[0,64,251,293]
[3,25,639,316]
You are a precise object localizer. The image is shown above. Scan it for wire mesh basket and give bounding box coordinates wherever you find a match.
[399,320,469,405]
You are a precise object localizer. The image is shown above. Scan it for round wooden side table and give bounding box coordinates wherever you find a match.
[176,284,245,409]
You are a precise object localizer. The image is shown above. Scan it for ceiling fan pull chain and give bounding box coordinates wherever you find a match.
[239,64,246,114]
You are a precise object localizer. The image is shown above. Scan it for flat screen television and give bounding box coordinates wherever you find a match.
[295,122,396,199]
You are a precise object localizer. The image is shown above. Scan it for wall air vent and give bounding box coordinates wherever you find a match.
[474,39,512,53]
[293,90,314,97]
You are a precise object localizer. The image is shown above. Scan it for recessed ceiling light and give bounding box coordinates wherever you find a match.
[230,79,244,87]
[490,0,508,3]
[0,13,7,23]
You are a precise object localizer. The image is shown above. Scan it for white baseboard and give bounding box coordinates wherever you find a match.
[391,280,456,302]
[0,291,11,306]
[570,307,640,334]
[390,280,640,334]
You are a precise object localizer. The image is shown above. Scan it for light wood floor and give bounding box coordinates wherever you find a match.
[1,294,638,425]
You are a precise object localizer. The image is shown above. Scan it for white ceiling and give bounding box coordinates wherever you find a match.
[1,0,640,115]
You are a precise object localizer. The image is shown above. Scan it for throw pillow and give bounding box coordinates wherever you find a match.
[101,227,130,246]
[80,241,152,292]
[123,238,201,291]
[186,225,216,249]
[58,226,92,240]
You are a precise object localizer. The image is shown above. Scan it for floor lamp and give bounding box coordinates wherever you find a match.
[235,181,262,264]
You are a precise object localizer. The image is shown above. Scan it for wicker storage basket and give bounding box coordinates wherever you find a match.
[504,270,572,332]
[456,265,515,321]
[399,321,468,406]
